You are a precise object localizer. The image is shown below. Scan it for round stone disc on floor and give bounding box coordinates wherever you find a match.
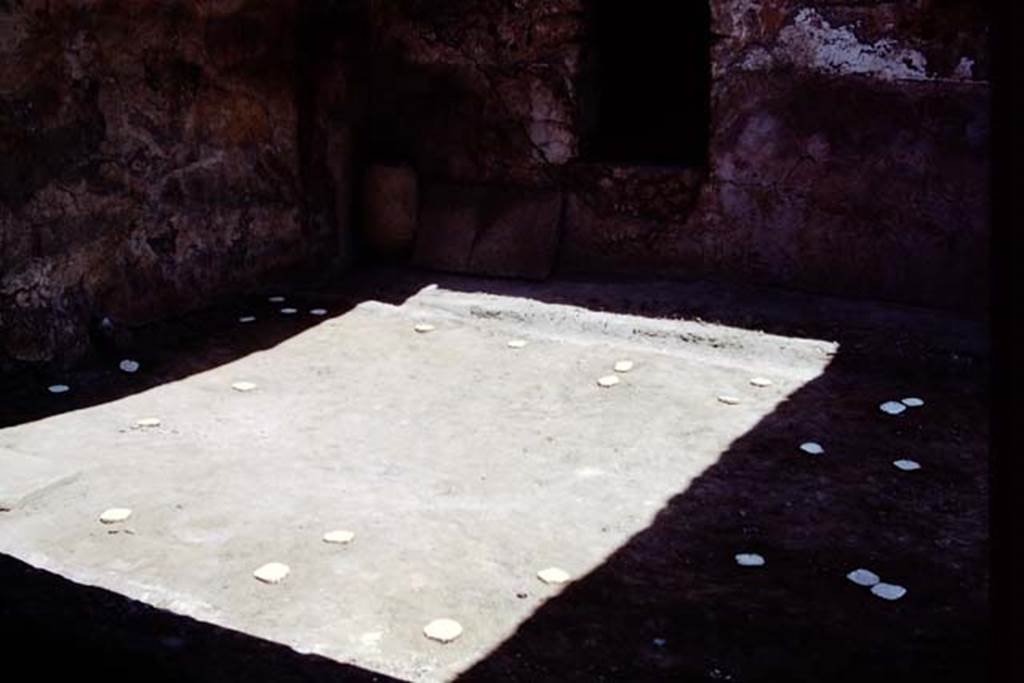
[423,618,462,643]
[870,583,907,600]
[880,401,907,415]
[231,381,257,392]
[239,316,256,323]
[310,308,328,316]
[749,377,773,387]
[253,562,290,584]
[799,442,824,455]
[537,567,571,584]
[119,359,140,373]
[735,553,765,567]
[99,508,132,524]
[717,395,740,405]
[134,417,161,428]
[414,323,435,333]
[323,530,355,544]
[48,384,70,394]
[901,397,924,407]
[597,375,620,388]
[893,459,921,471]
[846,568,880,586]
[613,360,634,373]
[507,339,528,348]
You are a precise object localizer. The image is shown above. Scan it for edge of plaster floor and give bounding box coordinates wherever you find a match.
[0,269,988,682]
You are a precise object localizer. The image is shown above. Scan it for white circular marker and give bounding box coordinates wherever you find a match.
[870,583,907,601]
[901,397,924,407]
[268,296,285,303]
[310,308,328,316]
[231,381,257,392]
[423,618,462,643]
[507,339,528,348]
[880,401,907,415]
[119,359,140,373]
[253,562,290,584]
[99,508,133,524]
[239,316,256,323]
[846,568,880,587]
[893,459,921,471]
[749,377,773,387]
[48,384,70,394]
[717,395,740,405]
[134,417,161,428]
[800,442,824,455]
[597,375,620,388]
[613,360,634,373]
[537,567,571,584]
[414,323,435,333]
[322,530,355,544]
[280,307,297,315]
[735,553,765,567]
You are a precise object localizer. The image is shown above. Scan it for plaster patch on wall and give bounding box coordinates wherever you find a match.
[527,80,574,164]
[777,9,929,81]
[737,46,775,72]
[953,57,975,81]
[527,120,573,164]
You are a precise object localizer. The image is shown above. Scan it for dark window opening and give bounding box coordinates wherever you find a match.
[580,1,711,166]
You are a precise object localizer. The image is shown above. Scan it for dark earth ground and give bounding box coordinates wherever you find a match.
[0,267,989,682]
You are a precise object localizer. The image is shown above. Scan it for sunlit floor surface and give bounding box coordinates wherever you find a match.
[0,268,988,682]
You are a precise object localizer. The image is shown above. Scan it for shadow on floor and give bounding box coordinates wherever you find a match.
[0,554,401,682]
[458,355,989,682]
[0,270,433,429]
[0,266,990,681]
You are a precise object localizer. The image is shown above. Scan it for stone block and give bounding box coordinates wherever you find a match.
[414,183,563,280]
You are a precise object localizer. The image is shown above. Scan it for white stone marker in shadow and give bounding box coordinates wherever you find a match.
[119,359,140,373]
[893,459,921,471]
[846,568,880,587]
[880,401,907,415]
[799,442,824,455]
[870,583,907,601]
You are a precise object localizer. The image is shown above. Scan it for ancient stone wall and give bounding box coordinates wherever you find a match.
[0,0,990,366]
[366,0,989,313]
[0,0,360,366]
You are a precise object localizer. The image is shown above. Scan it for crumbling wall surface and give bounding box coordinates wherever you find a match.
[365,0,582,279]
[366,0,583,187]
[374,0,989,313]
[686,0,992,312]
[565,0,990,312]
[0,0,345,366]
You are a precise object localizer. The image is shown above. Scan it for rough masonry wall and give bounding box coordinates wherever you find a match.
[0,0,352,367]
[369,0,989,313]
[0,0,991,368]
[691,0,990,311]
